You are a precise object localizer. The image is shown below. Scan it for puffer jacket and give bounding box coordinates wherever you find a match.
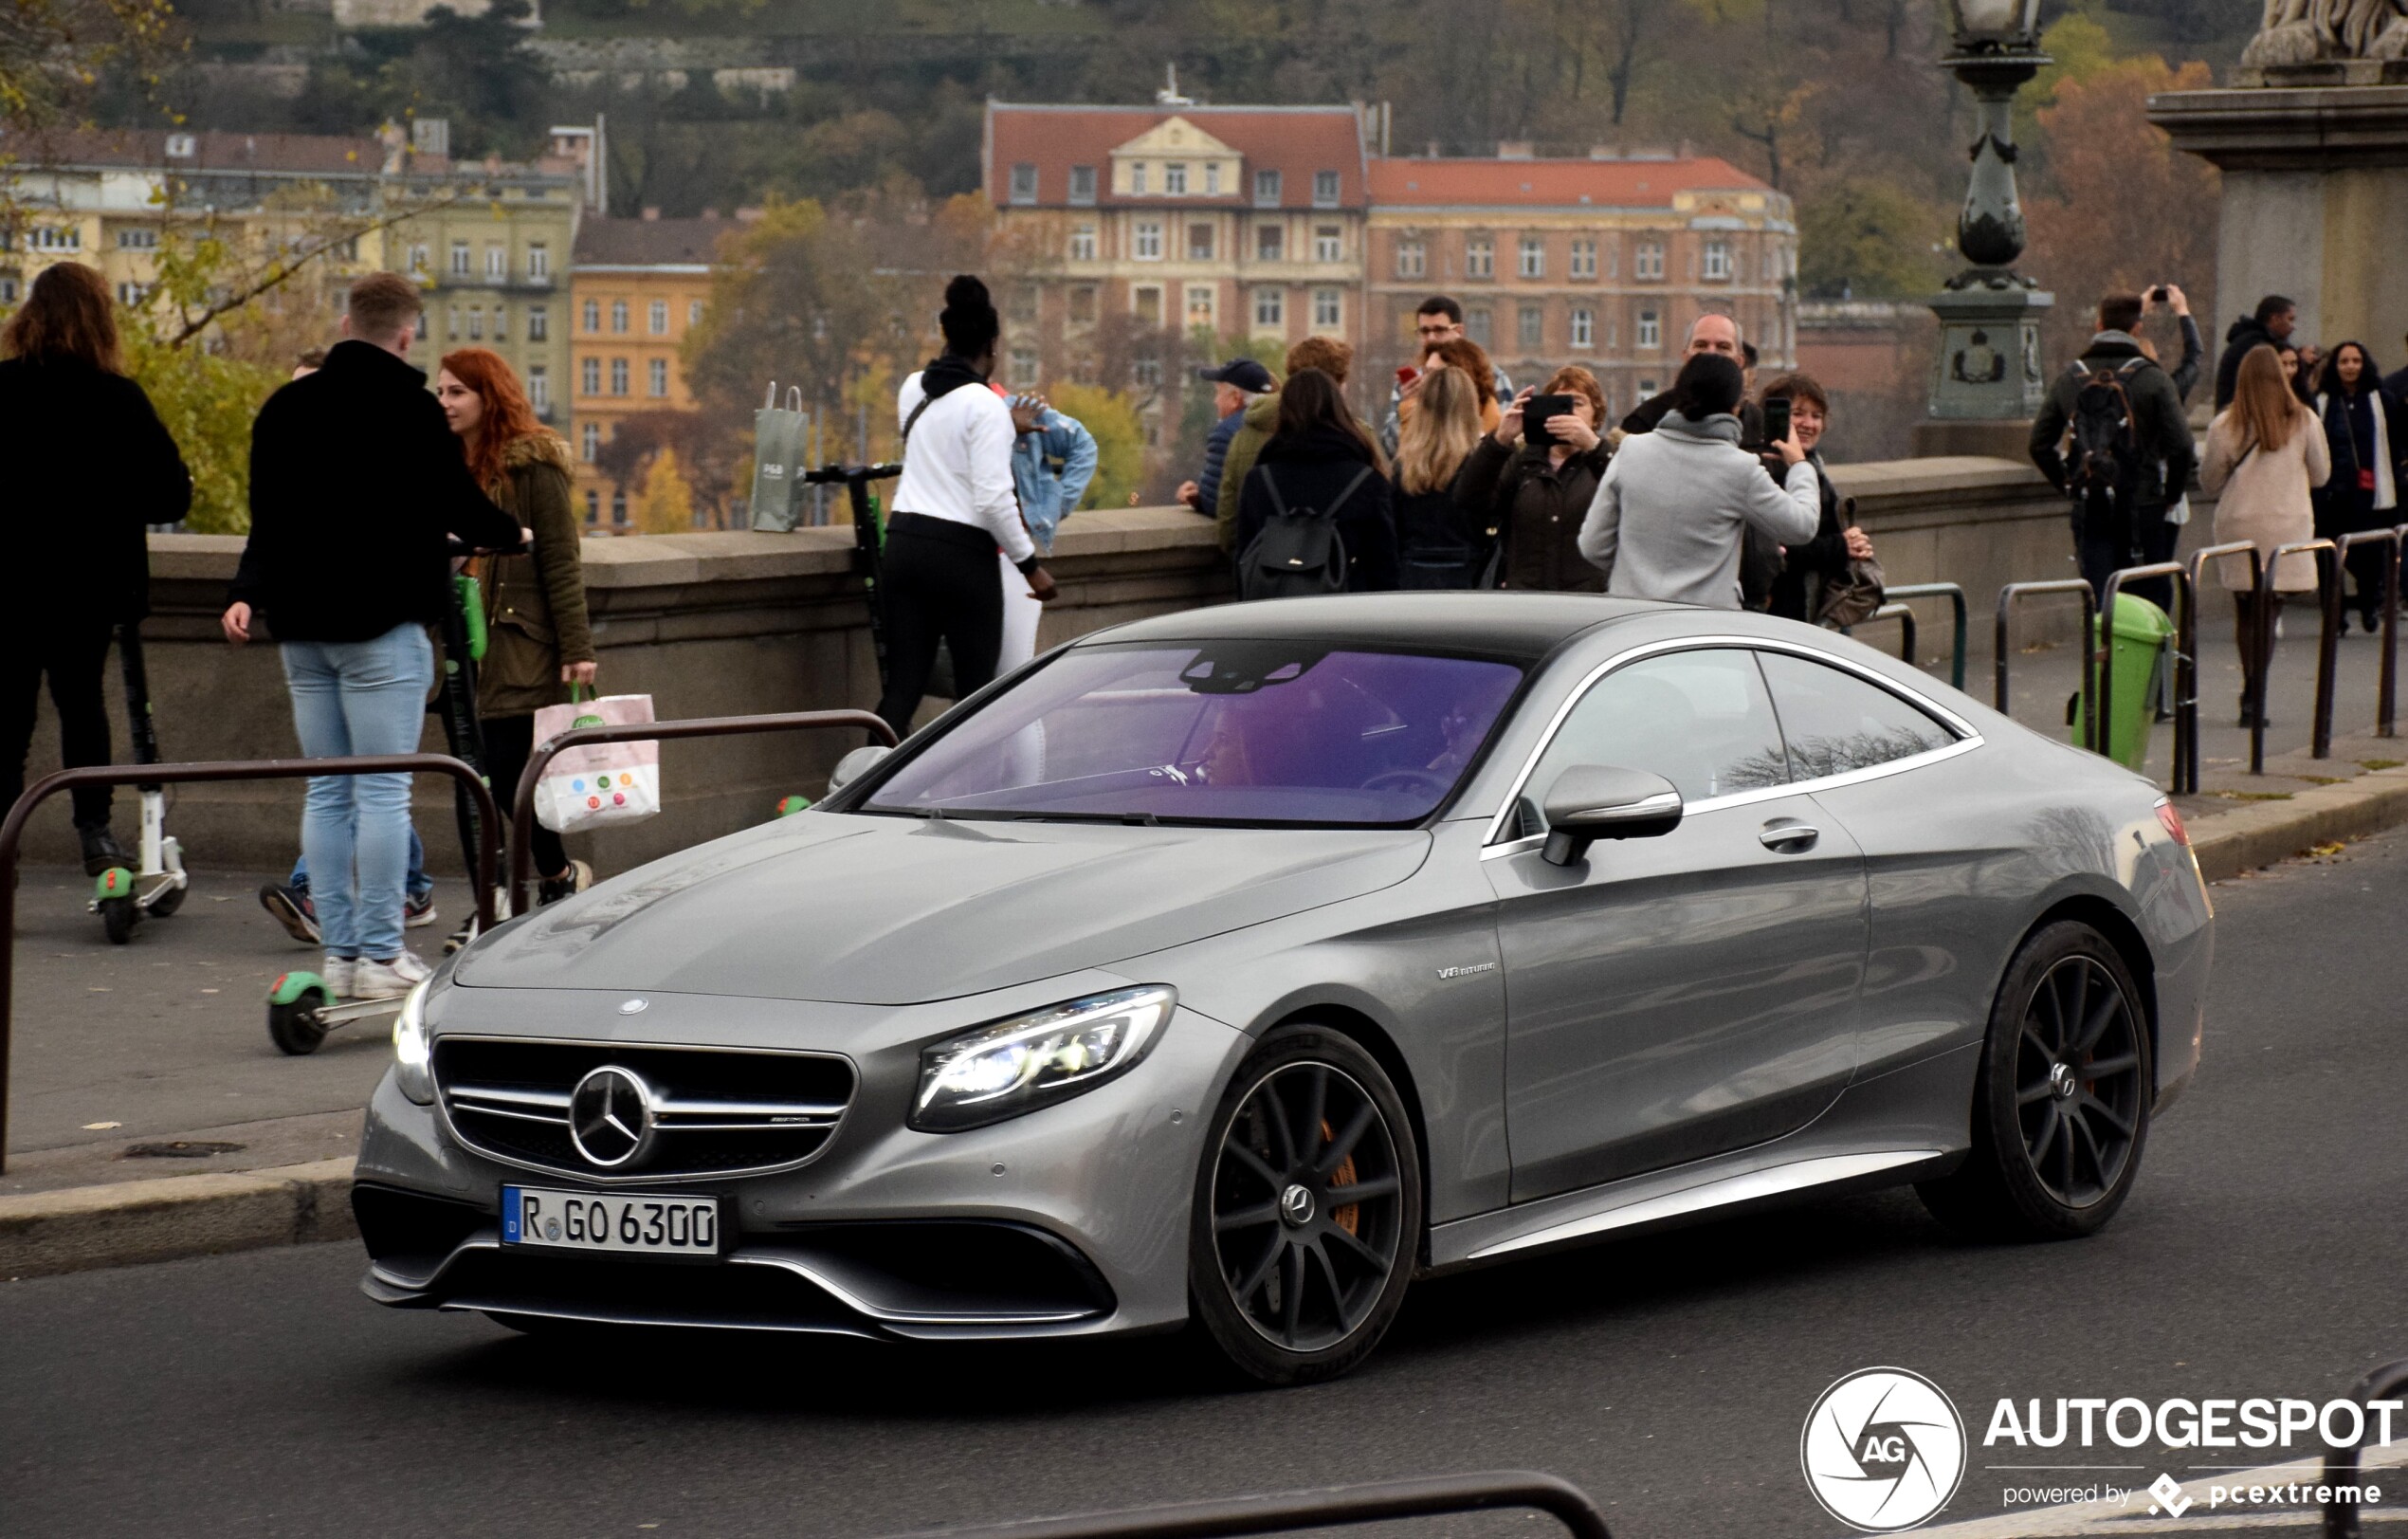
[474,432,593,718]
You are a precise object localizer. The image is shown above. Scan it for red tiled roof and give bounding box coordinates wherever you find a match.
[985,102,1366,210]
[1366,156,1770,208]
[575,216,737,267]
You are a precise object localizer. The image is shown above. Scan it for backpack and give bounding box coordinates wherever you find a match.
[2066,357,2152,557]
[1239,464,1373,600]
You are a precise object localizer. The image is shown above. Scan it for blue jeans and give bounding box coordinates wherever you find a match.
[280,625,431,960]
[291,831,431,903]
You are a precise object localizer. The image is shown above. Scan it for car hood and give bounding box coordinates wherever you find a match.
[453,812,1431,1005]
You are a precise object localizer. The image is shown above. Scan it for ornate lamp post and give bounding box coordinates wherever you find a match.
[1927,0,2055,427]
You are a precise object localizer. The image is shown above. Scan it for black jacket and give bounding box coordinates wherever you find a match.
[1623,389,1765,446]
[2215,315,2277,411]
[2029,333,2196,512]
[1767,455,1850,623]
[1234,428,1399,594]
[2311,383,2408,537]
[0,356,190,622]
[230,340,520,642]
[1452,433,1611,593]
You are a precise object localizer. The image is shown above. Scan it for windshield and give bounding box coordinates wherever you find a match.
[864,643,1525,826]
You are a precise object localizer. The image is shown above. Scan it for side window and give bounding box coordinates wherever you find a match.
[1758,651,1957,780]
[1521,650,1788,822]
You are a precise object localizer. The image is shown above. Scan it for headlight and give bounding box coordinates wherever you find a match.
[911,985,1176,1132]
[392,980,435,1106]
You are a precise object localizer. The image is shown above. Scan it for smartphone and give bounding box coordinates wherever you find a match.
[1522,394,1577,447]
[1396,365,1420,387]
[1762,395,1793,450]
[2148,285,2169,303]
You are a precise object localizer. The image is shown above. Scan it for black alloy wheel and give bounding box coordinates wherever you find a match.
[1188,1026,1421,1384]
[1918,920,2153,1241]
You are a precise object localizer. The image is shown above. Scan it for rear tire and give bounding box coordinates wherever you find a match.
[267,991,331,1055]
[100,896,137,945]
[1918,920,2152,1240]
[1187,1025,1422,1386]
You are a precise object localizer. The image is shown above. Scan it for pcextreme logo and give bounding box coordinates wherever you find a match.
[1801,1367,1970,1532]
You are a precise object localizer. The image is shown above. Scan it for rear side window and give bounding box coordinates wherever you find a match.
[1757,651,1957,781]
[1523,649,1789,814]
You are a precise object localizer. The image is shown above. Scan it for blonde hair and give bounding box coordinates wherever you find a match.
[2230,343,2305,457]
[1396,365,1483,495]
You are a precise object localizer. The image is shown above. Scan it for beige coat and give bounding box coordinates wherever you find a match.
[2202,408,2331,591]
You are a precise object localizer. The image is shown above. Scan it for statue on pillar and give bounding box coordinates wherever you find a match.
[2243,0,2408,67]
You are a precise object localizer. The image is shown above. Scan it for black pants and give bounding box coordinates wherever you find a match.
[480,712,570,881]
[2338,539,2398,625]
[0,620,116,829]
[2077,507,2177,613]
[876,514,1005,739]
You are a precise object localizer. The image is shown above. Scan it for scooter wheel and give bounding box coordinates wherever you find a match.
[148,881,189,919]
[100,895,138,945]
[267,988,332,1055]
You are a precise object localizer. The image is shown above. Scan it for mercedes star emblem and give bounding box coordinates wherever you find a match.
[567,1064,658,1169]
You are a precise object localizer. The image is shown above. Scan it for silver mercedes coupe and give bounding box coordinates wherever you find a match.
[353,594,2213,1384]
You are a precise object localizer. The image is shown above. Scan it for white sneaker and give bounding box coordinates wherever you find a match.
[354,949,432,1001]
[319,954,357,999]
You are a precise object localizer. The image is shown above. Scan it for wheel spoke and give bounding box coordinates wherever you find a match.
[1223,1140,1282,1192]
[2081,1052,2139,1080]
[2027,1103,2060,1167]
[1308,1238,1361,1333]
[2068,1111,2107,1192]
[1232,1230,1283,1304]
[2020,1024,2055,1064]
[2034,982,2067,1053]
[1318,1102,1377,1177]
[1278,1240,1305,1344]
[1214,1201,1280,1234]
[2017,1079,2059,1106]
[1327,1174,1399,1205]
[1321,1219,1389,1271]
[1262,1080,1301,1172]
[2079,1092,2134,1138]
[2056,1107,2078,1193]
[2065,963,2091,1052]
[2073,986,2121,1055]
[1297,1066,1328,1163]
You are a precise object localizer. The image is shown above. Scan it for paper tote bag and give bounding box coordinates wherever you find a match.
[533,692,661,834]
[749,384,806,532]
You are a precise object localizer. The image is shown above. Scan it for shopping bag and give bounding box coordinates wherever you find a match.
[532,691,661,834]
[749,384,806,532]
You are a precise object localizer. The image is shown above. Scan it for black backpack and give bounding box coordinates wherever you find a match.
[2066,357,2151,555]
[1240,464,1373,600]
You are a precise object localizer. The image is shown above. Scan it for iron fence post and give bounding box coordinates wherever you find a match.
[1994,579,2097,745]
[1878,582,1967,690]
[2340,528,2403,739]
[2321,1357,2408,1538]
[2095,561,2192,789]
[2188,541,2263,782]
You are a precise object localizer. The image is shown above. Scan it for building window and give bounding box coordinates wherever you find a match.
[1188,222,1214,261]
[1635,240,1665,281]
[1068,284,1098,325]
[528,366,549,413]
[492,304,508,340]
[1466,307,1493,347]
[582,299,600,333]
[1570,239,1596,280]
[116,282,145,305]
[1164,162,1188,195]
[1636,377,1657,399]
[1637,309,1661,349]
[1571,307,1594,349]
[1069,165,1097,206]
[1704,240,1731,281]
[585,489,600,524]
[1254,170,1282,207]
[467,306,484,339]
[1069,224,1096,262]
[1519,237,1545,279]
[649,299,667,335]
[29,227,81,252]
[1313,225,1341,264]
[688,300,704,327]
[1256,224,1284,263]
[610,357,629,395]
[1133,357,1163,390]
[528,305,548,341]
[1009,347,1038,388]
[409,243,429,273]
[1007,284,1039,324]
[1133,285,1162,326]
[1186,284,1215,327]
[447,305,461,340]
[0,277,17,304]
[1134,221,1162,261]
[1010,162,1038,205]
[485,244,505,281]
[1312,287,1341,331]
[1518,304,1543,351]
[416,311,429,340]
[1254,287,1284,329]
[1396,239,1425,279]
[648,358,668,397]
[1204,162,1222,195]
[116,227,158,250]
[1466,236,1493,279]
[1312,170,1341,208]
[611,489,627,527]
[1130,163,1147,195]
[528,244,549,281]
[611,300,629,334]
[449,240,469,276]
[581,357,601,394]
[580,422,600,461]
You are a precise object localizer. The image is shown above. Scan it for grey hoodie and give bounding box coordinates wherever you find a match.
[1578,410,1820,608]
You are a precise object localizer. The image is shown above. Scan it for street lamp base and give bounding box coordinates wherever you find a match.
[1927,281,2054,422]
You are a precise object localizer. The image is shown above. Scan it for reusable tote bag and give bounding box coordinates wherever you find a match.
[749,384,807,532]
[532,691,662,834]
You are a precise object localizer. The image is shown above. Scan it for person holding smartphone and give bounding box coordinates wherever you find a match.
[1451,367,1612,593]
[1758,373,1877,623]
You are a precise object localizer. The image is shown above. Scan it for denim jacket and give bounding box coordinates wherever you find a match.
[1010,407,1099,554]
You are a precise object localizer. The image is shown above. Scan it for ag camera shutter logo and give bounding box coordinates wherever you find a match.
[1802,1367,1969,1531]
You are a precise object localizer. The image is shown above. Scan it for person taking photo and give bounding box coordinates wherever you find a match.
[1453,367,1613,594]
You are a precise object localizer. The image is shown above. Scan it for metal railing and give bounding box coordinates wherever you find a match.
[1856,602,1917,672]
[2188,541,2263,778]
[2322,1357,2408,1538]
[1882,581,1969,690]
[876,1472,1613,1539]
[2095,562,2198,794]
[1996,579,2100,748]
[2336,526,2404,739]
[0,754,502,1175]
[506,708,895,913]
[2256,540,2343,770]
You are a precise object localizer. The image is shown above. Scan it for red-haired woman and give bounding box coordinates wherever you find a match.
[434,348,596,908]
[0,263,191,874]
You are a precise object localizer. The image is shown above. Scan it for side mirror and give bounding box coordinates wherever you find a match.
[828,744,891,796]
[1540,765,1683,867]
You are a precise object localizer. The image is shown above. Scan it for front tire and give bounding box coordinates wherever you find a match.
[1187,1025,1422,1386]
[1918,920,2152,1240]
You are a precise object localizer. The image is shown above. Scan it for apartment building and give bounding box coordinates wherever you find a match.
[1365,155,1797,423]
[567,214,729,525]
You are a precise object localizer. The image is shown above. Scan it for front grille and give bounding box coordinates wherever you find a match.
[432,1036,854,1183]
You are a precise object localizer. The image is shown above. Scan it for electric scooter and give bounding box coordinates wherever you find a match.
[91,623,189,944]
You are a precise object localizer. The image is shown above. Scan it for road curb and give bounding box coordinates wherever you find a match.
[2187,764,2408,882]
[0,1156,356,1280]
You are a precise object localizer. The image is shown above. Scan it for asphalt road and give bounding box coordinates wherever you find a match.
[6,833,2406,1539]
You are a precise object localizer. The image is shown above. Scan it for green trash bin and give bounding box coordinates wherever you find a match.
[2071,591,2176,770]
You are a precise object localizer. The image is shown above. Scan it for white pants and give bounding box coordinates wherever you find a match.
[999,549,1042,669]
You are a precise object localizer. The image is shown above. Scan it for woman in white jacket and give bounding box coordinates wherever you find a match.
[1579,353,1819,607]
[2202,342,2330,726]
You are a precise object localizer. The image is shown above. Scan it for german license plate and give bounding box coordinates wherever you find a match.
[502,1185,721,1256]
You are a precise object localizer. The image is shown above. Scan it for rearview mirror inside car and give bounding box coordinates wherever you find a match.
[1541,765,1684,866]
[828,744,891,795]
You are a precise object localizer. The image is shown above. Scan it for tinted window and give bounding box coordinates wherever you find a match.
[866,645,1523,828]
[1759,651,1956,780]
[1523,649,1788,821]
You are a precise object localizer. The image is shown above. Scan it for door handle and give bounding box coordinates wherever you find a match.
[1760,822,1820,852]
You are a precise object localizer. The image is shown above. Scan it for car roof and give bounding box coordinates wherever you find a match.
[1082,593,1670,665]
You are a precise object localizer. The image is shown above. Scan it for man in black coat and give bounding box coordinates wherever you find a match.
[1619,314,1765,444]
[2031,291,2198,604]
[2215,294,2296,410]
